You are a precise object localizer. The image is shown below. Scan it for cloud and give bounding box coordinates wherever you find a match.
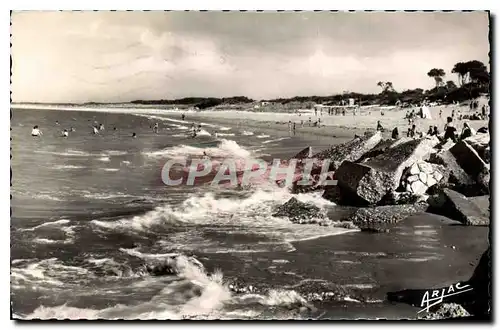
[11,11,489,103]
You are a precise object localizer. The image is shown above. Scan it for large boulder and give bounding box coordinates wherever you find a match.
[400,162,448,195]
[291,172,335,194]
[293,146,313,160]
[379,191,429,206]
[428,188,489,226]
[344,204,427,232]
[334,137,439,205]
[312,131,383,171]
[272,197,329,225]
[449,140,490,193]
[428,150,475,187]
[464,133,490,163]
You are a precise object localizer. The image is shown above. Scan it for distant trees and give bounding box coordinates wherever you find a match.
[427,68,446,88]
[445,80,457,90]
[452,60,489,86]
[377,81,395,93]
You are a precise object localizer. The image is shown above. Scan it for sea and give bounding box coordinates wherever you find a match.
[10,106,463,320]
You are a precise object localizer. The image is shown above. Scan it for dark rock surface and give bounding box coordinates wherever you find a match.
[428,150,475,187]
[449,140,490,193]
[312,131,382,171]
[293,146,313,160]
[427,188,489,226]
[334,137,439,205]
[344,204,427,232]
[418,303,471,319]
[272,197,328,224]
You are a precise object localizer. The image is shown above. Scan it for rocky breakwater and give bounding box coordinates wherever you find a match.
[291,132,382,194]
[331,136,439,205]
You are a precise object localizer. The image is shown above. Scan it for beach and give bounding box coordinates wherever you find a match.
[10,105,489,320]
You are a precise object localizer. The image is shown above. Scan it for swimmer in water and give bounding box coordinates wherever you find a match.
[55,121,60,125]
[132,132,137,138]
[70,127,75,132]
[202,151,209,159]
[92,126,99,135]
[153,123,159,134]
[99,124,105,131]
[62,129,69,137]
[31,125,42,137]
[113,127,117,131]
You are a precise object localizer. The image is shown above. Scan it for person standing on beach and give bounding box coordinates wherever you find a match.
[293,122,296,133]
[444,117,457,142]
[308,117,312,126]
[288,120,292,131]
[314,108,317,116]
[391,127,399,139]
[181,114,186,121]
[153,123,159,134]
[439,109,443,118]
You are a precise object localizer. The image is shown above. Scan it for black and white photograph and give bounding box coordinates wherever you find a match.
[10,10,491,320]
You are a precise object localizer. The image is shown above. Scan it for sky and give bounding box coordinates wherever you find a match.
[11,11,490,103]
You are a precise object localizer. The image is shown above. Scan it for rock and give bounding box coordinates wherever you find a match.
[345,204,427,232]
[334,137,439,205]
[358,138,411,162]
[313,131,383,171]
[272,197,328,224]
[293,146,313,160]
[429,150,474,187]
[379,191,429,206]
[426,177,437,187]
[409,163,420,175]
[419,303,471,319]
[449,141,490,193]
[484,146,490,163]
[419,172,427,183]
[464,133,489,161]
[433,171,444,182]
[469,195,490,218]
[418,162,434,174]
[407,174,419,183]
[436,139,455,151]
[411,180,428,195]
[428,188,489,226]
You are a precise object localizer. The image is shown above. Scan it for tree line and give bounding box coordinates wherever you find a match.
[130,60,489,108]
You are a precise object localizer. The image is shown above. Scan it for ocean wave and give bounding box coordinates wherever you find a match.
[22,254,312,320]
[18,219,71,231]
[256,134,270,139]
[144,139,251,159]
[241,131,254,136]
[53,165,86,170]
[90,186,353,247]
[100,168,120,172]
[215,133,235,137]
[218,127,231,131]
[98,156,110,162]
[262,137,291,144]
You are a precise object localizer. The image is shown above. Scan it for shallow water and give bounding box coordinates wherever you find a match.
[10,107,488,320]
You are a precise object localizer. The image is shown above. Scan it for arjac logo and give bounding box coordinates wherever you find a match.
[160,157,338,187]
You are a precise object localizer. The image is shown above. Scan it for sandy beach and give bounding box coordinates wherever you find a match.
[186,103,489,139]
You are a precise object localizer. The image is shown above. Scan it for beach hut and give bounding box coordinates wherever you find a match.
[420,105,432,119]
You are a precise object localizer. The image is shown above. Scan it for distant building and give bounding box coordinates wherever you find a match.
[348,98,355,106]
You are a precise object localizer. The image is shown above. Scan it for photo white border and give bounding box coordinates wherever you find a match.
[2,1,498,329]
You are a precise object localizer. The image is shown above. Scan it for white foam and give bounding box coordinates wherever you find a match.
[215,133,235,137]
[19,219,71,231]
[91,186,354,246]
[262,137,291,144]
[98,156,110,162]
[53,165,86,170]
[241,131,254,136]
[101,168,120,172]
[256,134,270,139]
[218,127,231,131]
[144,139,251,159]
